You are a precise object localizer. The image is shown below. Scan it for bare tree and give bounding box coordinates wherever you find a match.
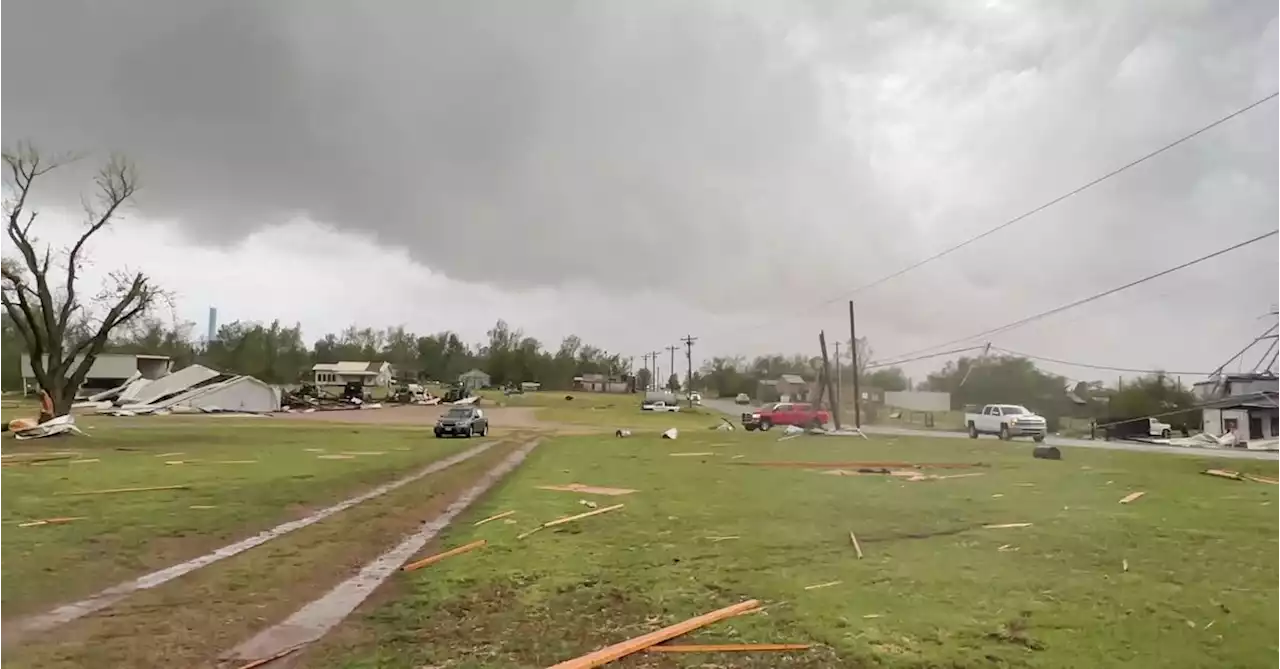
[1,143,161,416]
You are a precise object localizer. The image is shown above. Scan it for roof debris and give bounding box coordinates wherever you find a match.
[402,539,487,572]
[517,503,625,540]
[1118,491,1146,504]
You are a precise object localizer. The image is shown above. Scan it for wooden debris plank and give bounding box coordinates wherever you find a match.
[234,644,305,669]
[473,510,516,526]
[537,483,637,496]
[983,523,1032,529]
[402,539,486,572]
[734,460,986,470]
[1243,474,1279,485]
[57,484,190,496]
[647,643,811,653]
[1118,491,1145,504]
[849,531,863,559]
[803,581,842,591]
[518,503,625,540]
[1203,469,1243,480]
[548,599,760,669]
[670,452,714,457]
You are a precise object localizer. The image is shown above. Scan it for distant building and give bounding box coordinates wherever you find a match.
[458,368,492,391]
[20,353,172,396]
[311,361,394,390]
[574,373,629,393]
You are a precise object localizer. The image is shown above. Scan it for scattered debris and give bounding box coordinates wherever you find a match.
[992,493,1004,498]
[517,503,625,540]
[706,536,740,542]
[803,581,842,591]
[997,544,1017,552]
[661,428,679,440]
[862,614,882,619]
[547,599,760,668]
[1122,559,1129,572]
[670,452,713,457]
[579,499,598,509]
[317,455,356,460]
[537,484,637,496]
[1118,491,1146,504]
[57,484,190,496]
[341,451,386,456]
[1032,445,1062,460]
[735,460,988,470]
[68,458,100,464]
[646,643,811,653]
[1244,474,1279,485]
[12,415,88,440]
[402,539,487,572]
[190,505,218,510]
[17,516,85,528]
[155,452,184,458]
[984,523,1033,529]
[165,461,186,465]
[730,454,745,459]
[849,531,863,559]
[615,429,632,438]
[216,460,258,465]
[302,448,325,453]
[473,510,516,526]
[1203,469,1244,481]
[1014,483,1036,487]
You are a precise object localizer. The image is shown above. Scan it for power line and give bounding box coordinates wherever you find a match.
[866,345,987,370]
[876,229,1279,364]
[820,91,1279,306]
[990,346,1214,376]
[1209,323,1279,377]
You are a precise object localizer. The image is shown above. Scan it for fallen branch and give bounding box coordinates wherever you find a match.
[548,599,760,668]
[56,484,190,496]
[647,643,811,653]
[473,510,516,526]
[402,539,486,572]
[518,503,624,540]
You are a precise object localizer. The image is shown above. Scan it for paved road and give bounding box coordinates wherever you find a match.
[703,399,1279,461]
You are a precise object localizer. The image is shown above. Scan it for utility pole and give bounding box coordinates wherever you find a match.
[819,331,841,429]
[641,353,650,389]
[848,300,862,429]
[666,345,679,391]
[833,340,842,410]
[650,349,662,390]
[681,335,697,396]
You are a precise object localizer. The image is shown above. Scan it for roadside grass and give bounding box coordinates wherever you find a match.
[2,422,467,618]
[5,436,530,669]
[307,430,1279,668]
[489,390,729,430]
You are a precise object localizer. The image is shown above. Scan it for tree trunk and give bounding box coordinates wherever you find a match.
[51,380,75,419]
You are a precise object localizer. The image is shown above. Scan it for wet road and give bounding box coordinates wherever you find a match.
[703,398,1278,461]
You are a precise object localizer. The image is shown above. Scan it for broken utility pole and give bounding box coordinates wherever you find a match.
[819,331,841,429]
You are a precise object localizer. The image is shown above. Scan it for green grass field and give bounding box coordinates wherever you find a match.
[1,422,469,617]
[304,429,1280,668]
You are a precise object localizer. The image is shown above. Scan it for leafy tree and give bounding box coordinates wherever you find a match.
[666,373,681,392]
[635,367,652,391]
[865,367,909,392]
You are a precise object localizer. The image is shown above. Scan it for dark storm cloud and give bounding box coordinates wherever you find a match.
[3,0,1277,339]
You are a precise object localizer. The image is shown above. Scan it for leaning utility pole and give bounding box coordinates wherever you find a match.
[681,335,698,393]
[818,331,841,429]
[833,340,842,410]
[650,350,662,390]
[666,345,679,389]
[847,300,862,429]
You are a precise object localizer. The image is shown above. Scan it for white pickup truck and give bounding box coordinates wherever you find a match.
[965,404,1047,442]
[641,400,681,413]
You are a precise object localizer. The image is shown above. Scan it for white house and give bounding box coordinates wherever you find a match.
[1194,373,1278,445]
[311,361,394,390]
[20,353,172,397]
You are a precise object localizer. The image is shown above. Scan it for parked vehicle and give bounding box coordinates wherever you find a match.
[742,402,831,431]
[965,404,1047,442]
[641,400,681,413]
[434,406,489,438]
[688,392,702,406]
[734,393,751,405]
[1102,416,1174,441]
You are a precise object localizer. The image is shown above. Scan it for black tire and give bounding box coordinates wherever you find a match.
[1161,429,1171,439]
[759,419,773,431]
[1000,425,1011,441]
[481,424,489,437]
[744,424,757,432]
[434,430,443,438]
[968,423,979,439]
[1033,435,1045,443]
[464,427,473,438]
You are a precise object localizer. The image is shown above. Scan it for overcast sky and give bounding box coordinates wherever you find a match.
[4,0,1278,383]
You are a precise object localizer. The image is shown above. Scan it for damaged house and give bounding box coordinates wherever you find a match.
[312,361,395,392]
[1194,373,1279,446]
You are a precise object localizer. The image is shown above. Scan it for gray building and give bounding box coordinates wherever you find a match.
[458,368,492,391]
[20,353,172,395]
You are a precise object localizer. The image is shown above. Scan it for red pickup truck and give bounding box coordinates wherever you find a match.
[741,402,831,431]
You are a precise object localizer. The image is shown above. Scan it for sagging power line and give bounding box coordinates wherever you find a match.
[873,228,1279,366]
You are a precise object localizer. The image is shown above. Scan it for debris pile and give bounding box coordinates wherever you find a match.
[74,364,281,416]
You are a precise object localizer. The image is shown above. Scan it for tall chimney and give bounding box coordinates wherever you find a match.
[207,307,218,343]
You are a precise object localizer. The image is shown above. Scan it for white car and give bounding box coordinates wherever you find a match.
[1148,418,1173,438]
[641,400,681,413]
[688,392,702,405]
[734,393,751,405]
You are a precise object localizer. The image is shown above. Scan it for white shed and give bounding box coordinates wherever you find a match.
[165,376,281,413]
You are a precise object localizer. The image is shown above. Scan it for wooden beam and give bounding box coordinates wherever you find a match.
[548,599,761,669]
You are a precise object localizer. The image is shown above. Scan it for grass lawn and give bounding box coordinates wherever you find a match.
[1,420,470,618]
[305,429,1279,668]
[490,390,731,431]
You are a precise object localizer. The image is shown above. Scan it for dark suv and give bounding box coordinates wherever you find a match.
[434,406,489,438]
